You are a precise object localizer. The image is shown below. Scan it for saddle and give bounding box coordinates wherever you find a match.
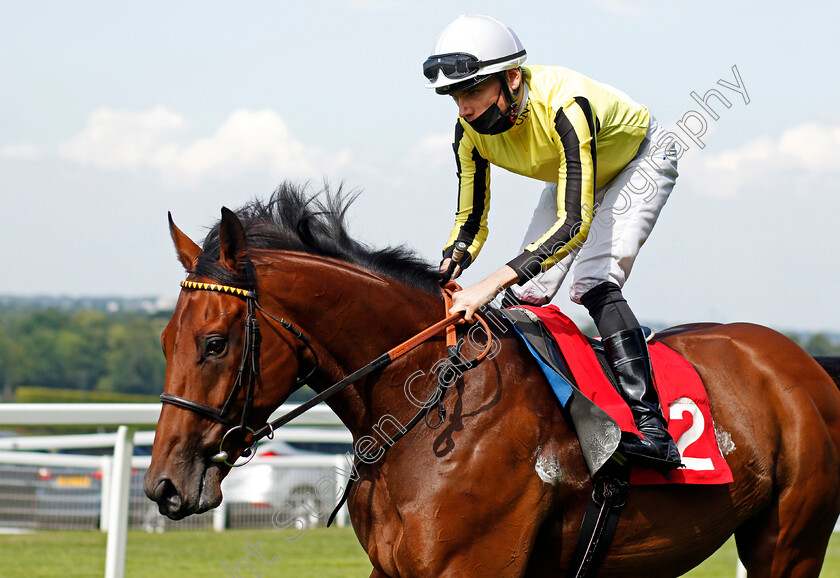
[504,304,733,485]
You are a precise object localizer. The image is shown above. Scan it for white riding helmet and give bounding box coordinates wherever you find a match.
[423,14,527,95]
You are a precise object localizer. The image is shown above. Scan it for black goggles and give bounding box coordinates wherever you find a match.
[423,50,526,81]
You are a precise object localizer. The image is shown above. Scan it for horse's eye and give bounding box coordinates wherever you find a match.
[204,337,227,357]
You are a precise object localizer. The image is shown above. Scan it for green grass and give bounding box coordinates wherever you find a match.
[2,528,840,577]
[681,534,840,578]
[0,528,372,578]
[679,537,741,577]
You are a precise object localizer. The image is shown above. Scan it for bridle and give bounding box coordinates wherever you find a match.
[159,280,319,466]
[160,278,493,468]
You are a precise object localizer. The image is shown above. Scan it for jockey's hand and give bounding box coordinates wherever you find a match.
[449,265,519,321]
[439,258,462,282]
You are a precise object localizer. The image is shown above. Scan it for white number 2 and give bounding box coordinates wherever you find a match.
[669,397,714,471]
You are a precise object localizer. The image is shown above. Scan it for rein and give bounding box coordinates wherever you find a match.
[160,279,492,469]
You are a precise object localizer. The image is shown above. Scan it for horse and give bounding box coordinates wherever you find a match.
[145,184,840,577]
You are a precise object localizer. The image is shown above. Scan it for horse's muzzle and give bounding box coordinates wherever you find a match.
[144,459,225,520]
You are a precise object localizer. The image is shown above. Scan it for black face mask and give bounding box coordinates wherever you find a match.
[466,82,518,135]
[466,102,516,135]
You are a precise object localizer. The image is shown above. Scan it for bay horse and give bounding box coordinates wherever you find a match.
[145,184,840,577]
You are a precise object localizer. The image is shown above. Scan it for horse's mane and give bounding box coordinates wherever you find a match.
[194,182,441,294]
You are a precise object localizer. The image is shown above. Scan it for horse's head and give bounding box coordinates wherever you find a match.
[144,208,309,519]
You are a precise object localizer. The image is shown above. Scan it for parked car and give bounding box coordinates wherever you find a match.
[0,435,352,531]
[31,447,152,530]
[221,440,343,528]
[0,464,39,529]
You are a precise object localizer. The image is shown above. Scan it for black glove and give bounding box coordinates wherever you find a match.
[440,241,471,283]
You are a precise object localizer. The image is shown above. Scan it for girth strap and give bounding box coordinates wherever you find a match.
[566,461,631,577]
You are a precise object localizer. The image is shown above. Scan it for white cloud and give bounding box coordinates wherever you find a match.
[681,121,840,198]
[403,133,452,170]
[333,132,454,195]
[58,107,351,187]
[1,143,44,161]
[777,122,840,169]
[59,106,188,170]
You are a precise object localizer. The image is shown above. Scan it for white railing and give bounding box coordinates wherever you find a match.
[0,403,343,426]
[0,403,350,578]
[0,427,352,452]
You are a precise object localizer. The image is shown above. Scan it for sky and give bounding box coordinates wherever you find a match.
[2,0,839,333]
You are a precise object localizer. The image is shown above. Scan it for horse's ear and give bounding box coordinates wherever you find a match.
[218,207,248,273]
[168,212,201,271]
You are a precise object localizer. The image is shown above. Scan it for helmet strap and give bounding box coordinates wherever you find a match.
[496,70,521,122]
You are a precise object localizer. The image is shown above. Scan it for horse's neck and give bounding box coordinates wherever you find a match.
[257,254,445,435]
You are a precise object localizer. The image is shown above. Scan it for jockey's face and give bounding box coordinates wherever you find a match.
[451,76,504,122]
[450,69,521,122]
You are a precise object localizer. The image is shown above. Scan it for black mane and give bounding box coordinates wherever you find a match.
[194,182,441,294]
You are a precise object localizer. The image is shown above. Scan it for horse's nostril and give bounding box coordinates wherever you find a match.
[148,477,183,516]
[148,477,168,501]
[164,492,182,514]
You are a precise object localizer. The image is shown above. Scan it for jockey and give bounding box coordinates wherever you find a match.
[424,14,681,471]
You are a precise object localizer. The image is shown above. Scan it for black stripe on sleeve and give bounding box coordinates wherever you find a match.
[507,250,544,280]
[460,147,488,240]
[574,96,597,182]
[447,120,467,252]
[452,120,465,176]
[507,105,585,282]
[449,120,488,252]
[543,107,583,252]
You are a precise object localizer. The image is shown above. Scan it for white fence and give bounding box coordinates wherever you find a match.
[0,403,351,578]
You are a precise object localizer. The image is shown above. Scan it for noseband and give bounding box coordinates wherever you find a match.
[160,280,318,466]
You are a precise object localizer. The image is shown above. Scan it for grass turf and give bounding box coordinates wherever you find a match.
[0,528,371,578]
[2,528,840,577]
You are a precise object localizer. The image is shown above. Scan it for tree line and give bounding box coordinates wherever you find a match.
[0,305,317,404]
[0,308,169,402]
[0,305,839,403]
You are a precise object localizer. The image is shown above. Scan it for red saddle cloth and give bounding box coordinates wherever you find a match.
[520,305,733,485]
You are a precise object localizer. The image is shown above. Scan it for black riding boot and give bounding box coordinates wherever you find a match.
[603,328,682,471]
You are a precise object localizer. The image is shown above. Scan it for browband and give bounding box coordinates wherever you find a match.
[180,280,257,300]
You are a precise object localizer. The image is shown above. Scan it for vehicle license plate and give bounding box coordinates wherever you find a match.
[56,475,91,488]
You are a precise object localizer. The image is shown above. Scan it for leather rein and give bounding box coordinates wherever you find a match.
[160,279,493,469]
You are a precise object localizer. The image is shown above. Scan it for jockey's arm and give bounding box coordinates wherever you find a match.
[506,97,597,284]
[441,121,490,277]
